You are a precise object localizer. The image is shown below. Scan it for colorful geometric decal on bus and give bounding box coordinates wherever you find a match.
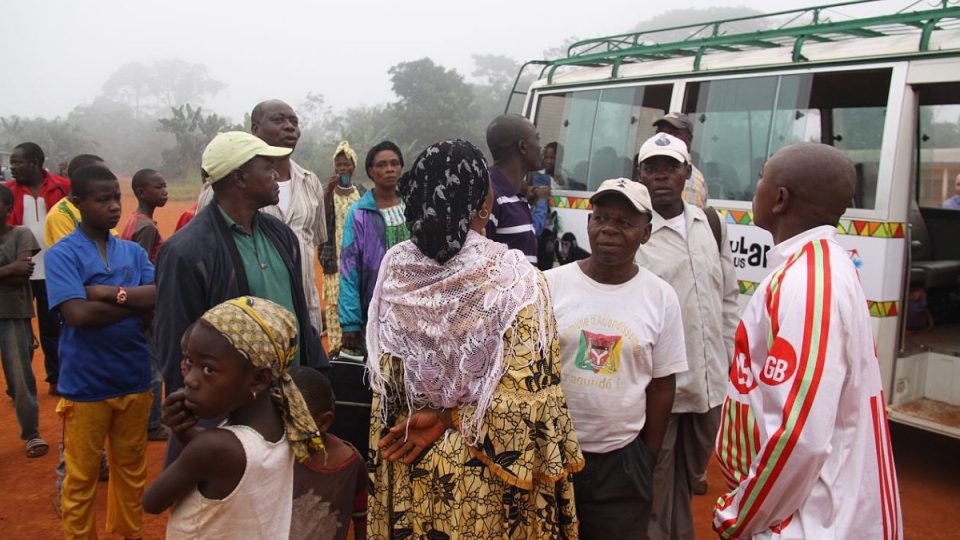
[551,196,591,210]
[738,280,760,296]
[836,219,905,239]
[867,300,899,318]
[723,210,754,226]
[714,209,905,238]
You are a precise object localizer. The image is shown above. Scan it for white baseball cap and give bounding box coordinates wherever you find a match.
[637,133,690,164]
[201,131,292,183]
[590,178,653,214]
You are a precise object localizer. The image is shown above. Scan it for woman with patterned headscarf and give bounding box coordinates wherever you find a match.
[318,141,365,352]
[366,139,585,539]
[144,296,323,539]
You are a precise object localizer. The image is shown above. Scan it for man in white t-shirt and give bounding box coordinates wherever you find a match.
[634,133,739,540]
[546,178,687,540]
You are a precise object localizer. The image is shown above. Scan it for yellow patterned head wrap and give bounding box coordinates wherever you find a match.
[200,296,324,462]
[332,140,358,169]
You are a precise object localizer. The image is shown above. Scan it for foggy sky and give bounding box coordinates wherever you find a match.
[1,0,921,121]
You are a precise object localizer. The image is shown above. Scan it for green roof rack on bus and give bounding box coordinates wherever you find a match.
[505,0,960,113]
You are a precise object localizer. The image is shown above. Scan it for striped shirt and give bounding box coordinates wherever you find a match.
[714,226,901,539]
[486,166,537,264]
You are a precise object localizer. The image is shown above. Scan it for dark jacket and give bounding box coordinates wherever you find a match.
[155,200,327,390]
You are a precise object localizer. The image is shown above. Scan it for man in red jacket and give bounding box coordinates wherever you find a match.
[4,142,71,393]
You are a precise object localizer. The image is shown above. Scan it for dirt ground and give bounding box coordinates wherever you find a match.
[1,190,958,538]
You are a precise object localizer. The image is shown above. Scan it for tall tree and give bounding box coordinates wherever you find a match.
[388,58,477,148]
[103,59,226,118]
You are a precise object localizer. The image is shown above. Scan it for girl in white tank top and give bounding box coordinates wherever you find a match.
[143,297,325,539]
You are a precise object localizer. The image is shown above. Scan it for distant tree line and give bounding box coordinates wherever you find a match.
[0,54,525,187]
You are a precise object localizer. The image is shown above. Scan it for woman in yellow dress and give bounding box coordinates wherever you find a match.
[318,141,364,353]
[366,139,584,539]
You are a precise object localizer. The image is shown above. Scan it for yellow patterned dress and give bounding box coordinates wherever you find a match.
[368,301,585,539]
[322,187,361,351]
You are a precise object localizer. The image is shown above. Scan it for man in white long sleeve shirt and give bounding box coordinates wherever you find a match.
[634,134,739,540]
[713,143,902,539]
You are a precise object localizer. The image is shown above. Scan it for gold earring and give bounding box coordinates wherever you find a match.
[478,208,490,219]
[252,390,257,400]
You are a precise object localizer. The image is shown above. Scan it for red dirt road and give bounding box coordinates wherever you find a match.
[0,193,958,538]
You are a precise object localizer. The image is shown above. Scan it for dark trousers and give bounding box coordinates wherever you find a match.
[573,434,655,540]
[648,407,722,540]
[31,280,61,385]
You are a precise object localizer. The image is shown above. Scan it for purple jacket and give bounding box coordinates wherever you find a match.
[338,190,388,333]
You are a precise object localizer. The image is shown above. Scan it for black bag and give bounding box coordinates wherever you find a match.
[327,350,373,460]
[705,206,723,252]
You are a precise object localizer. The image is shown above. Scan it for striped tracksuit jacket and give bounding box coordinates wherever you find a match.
[714,226,902,539]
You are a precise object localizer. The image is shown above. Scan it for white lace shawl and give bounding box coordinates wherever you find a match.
[366,230,548,443]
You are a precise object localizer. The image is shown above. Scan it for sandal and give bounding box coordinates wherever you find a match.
[25,437,49,458]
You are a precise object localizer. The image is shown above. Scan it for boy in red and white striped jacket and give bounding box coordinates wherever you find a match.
[714,144,902,539]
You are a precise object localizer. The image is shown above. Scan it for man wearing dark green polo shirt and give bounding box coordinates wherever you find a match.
[156,132,326,404]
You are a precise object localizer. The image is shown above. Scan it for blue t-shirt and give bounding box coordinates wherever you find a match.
[45,229,155,401]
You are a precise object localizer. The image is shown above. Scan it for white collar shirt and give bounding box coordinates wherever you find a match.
[635,204,740,413]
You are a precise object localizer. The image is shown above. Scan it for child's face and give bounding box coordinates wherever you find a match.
[139,174,168,208]
[180,322,261,419]
[73,179,122,231]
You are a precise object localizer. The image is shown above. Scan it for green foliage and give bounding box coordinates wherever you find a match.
[4,53,530,184]
[292,55,527,179]
[0,115,98,169]
[294,103,413,189]
[164,176,204,201]
[157,104,242,178]
[389,58,479,149]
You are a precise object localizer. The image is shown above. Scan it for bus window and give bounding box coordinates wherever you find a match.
[533,84,672,191]
[683,75,777,201]
[917,83,960,210]
[684,68,891,207]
